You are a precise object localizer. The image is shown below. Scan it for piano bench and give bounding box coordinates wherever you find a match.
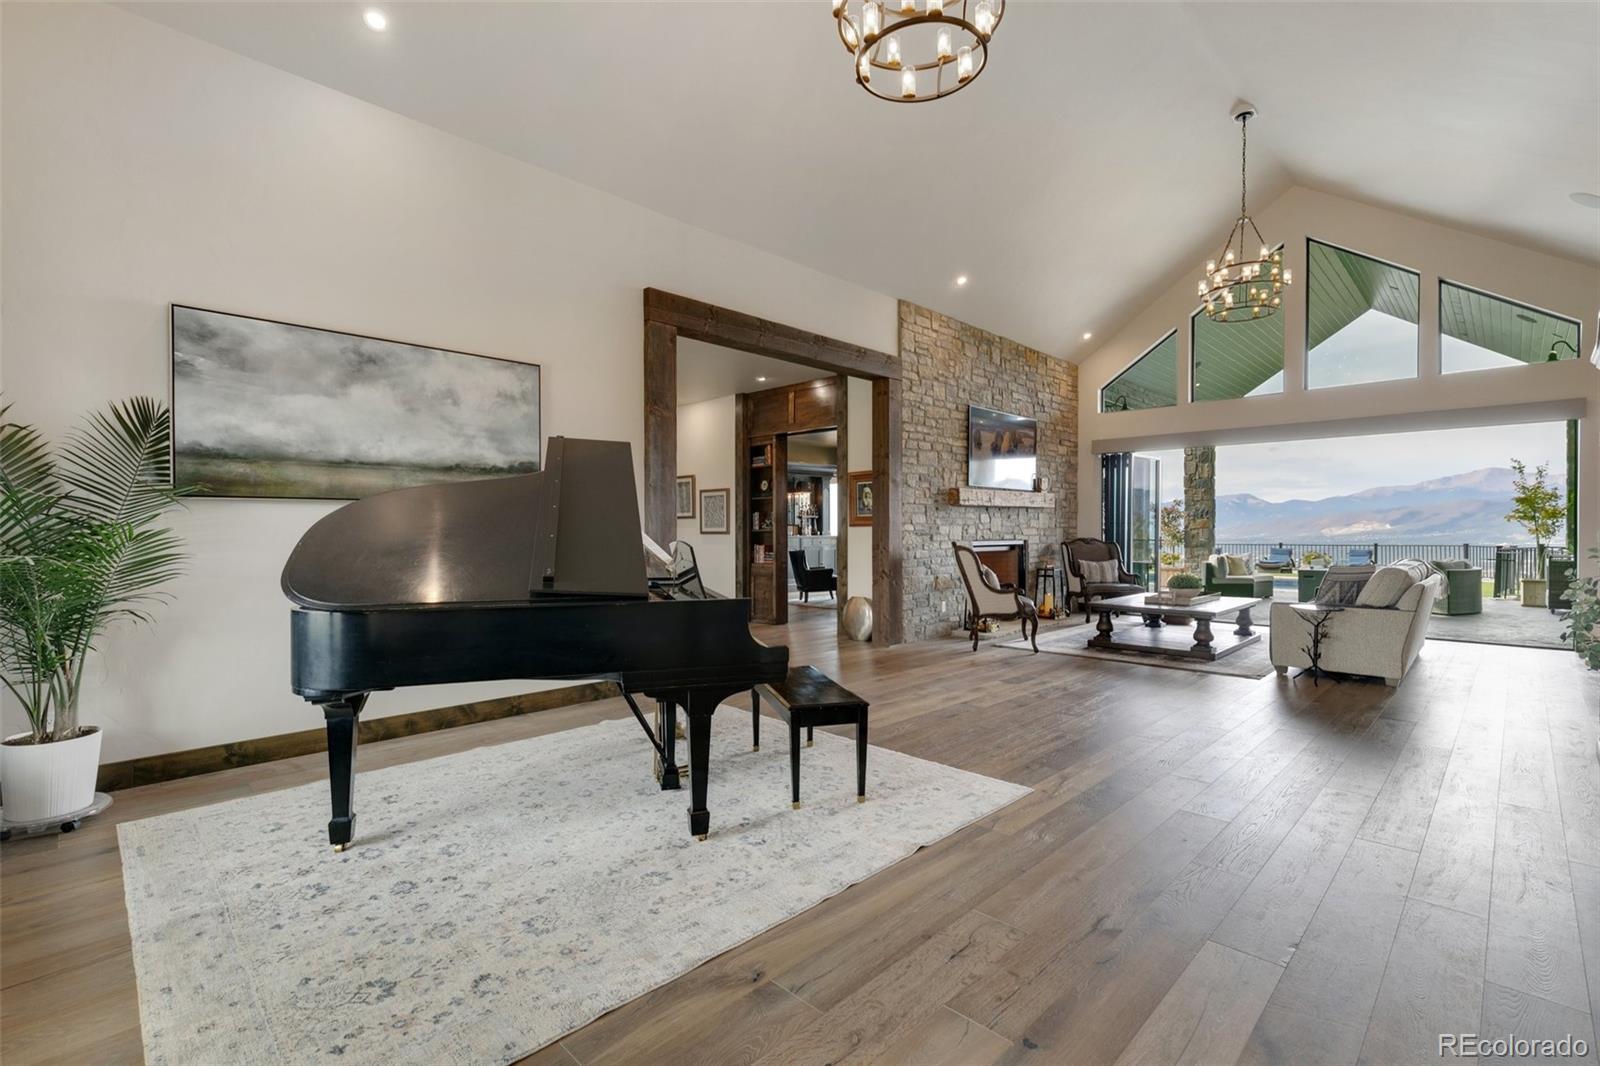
[753,665,869,809]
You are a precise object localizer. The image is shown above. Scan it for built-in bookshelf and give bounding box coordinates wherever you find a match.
[747,438,780,621]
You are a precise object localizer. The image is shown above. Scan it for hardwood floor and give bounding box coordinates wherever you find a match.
[3,612,1597,1065]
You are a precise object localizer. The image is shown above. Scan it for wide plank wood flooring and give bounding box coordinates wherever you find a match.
[3,611,1598,1065]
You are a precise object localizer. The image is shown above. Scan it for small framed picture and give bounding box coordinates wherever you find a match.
[699,488,730,534]
[848,470,874,527]
[676,475,696,518]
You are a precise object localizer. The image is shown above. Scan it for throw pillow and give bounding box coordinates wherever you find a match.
[1314,564,1374,607]
[979,564,1002,588]
[1080,559,1119,585]
[1226,554,1251,576]
[1355,560,1432,608]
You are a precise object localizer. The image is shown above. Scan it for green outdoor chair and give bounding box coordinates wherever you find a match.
[1430,560,1483,615]
[1204,555,1273,598]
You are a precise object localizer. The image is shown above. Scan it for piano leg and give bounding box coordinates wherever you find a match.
[323,694,367,851]
[656,698,680,790]
[685,691,716,840]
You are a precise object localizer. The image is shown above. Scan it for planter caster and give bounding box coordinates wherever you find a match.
[0,792,113,842]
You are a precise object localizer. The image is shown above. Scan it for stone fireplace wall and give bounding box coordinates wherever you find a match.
[898,301,1079,641]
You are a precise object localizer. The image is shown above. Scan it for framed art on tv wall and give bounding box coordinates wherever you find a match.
[699,488,730,534]
[169,304,541,500]
[676,475,696,518]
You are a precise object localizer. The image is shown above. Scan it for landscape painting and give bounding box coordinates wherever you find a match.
[171,305,540,499]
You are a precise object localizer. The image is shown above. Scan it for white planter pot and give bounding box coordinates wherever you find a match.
[1,727,102,824]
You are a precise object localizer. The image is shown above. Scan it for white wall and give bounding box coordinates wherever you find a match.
[846,376,874,600]
[1076,186,1600,575]
[674,395,737,595]
[0,3,896,762]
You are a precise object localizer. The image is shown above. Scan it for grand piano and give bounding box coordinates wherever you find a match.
[282,437,787,850]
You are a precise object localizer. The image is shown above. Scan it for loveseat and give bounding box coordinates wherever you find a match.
[1204,554,1274,598]
[1270,561,1444,686]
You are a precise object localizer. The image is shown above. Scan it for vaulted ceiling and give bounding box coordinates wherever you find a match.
[127,2,1600,359]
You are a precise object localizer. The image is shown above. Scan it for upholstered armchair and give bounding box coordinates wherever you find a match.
[789,548,837,603]
[1061,538,1146,623]
[1429,560,1483,616]
[954,542,1038,653]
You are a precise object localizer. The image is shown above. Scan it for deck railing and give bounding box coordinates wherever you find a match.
[1210,541,1554,583]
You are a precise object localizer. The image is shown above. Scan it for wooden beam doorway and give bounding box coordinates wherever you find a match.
[643,288,903,645]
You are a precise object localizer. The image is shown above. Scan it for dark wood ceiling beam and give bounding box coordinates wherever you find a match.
[644,288,901,381]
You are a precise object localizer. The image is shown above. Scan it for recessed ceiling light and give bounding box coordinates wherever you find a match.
[755,376,768,382]
[1572,192,1600,209]
[363,9,388,31]
[1082,332,1093,341]
[955,275,969,286]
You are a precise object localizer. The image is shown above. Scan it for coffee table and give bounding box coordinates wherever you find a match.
[1087,593,1267,662]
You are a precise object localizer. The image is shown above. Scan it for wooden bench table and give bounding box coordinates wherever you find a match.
[753,665,869,808]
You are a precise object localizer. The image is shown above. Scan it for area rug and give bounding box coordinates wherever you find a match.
[996,621,1277,678]
[118,714,1028,1066]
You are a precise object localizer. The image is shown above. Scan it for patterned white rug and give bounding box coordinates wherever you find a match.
[119,712,1028,1065]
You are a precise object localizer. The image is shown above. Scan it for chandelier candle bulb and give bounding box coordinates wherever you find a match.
[975,0,995,37]
[901,0,916,10]
[885,36,901,66]
[957,45,973,80]
[901,65,917,97]
[926,0,943,14]
[937,28,952,59]
[862,2,881,40]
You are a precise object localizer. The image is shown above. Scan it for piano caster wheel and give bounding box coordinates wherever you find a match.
[791,801,802,810]
[857,796,866,804]
[332,843,349,853]
[806,740,814,748]
[752,745,760,752]
[695,833,708,842]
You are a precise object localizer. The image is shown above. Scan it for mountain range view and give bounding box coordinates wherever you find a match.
[1191,467,1553,545]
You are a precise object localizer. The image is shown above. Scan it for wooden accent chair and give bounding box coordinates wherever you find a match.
[1062,537,1146,623]
[788,548,837,603]
[954,542,1038,653]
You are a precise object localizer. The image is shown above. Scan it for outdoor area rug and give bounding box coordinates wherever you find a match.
[118,714,1029,1066]
[997,620,1277,679]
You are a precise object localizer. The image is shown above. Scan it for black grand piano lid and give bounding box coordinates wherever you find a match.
[281,437,648,610]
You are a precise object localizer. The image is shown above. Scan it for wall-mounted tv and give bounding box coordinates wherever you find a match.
[967,405,1038,491]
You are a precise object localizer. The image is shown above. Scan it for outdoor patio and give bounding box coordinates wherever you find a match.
[1264,577,1570,649]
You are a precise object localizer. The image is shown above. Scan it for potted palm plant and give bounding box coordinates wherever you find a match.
[1,398,186,825]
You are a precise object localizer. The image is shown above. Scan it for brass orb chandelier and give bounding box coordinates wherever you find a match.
[1198,103,1291,323]
[831,0,1004,103]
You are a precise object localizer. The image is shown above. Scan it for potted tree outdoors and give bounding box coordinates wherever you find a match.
[1,398,186,826]
[1506,459,1564,608]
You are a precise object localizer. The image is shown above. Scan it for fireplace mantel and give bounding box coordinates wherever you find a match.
[947,486,1056,509]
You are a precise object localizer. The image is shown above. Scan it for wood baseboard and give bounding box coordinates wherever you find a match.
[95,682,620,793]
